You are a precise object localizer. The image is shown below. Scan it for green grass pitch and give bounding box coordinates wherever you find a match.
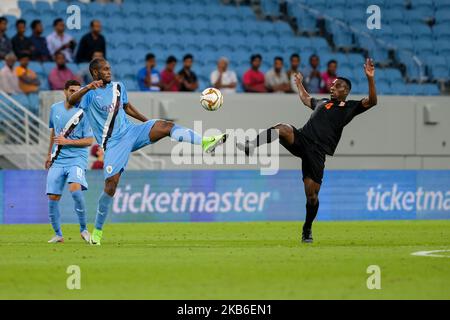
[1,220,449,299]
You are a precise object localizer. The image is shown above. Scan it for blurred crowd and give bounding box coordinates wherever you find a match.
[0,16,341,115]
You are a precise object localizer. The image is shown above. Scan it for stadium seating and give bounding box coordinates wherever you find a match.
[7,0,446,95]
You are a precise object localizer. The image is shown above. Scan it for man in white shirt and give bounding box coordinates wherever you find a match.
[265,56,290,93]
[0,53,21,94]
[210,57,238,94]
[46,18,76,62]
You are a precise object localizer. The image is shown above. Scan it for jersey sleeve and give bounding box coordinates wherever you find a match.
[48,106,54,129]
[120,82,129,105]
[79,89,93,110]
[351,99,371,116]
[310,98,318,110]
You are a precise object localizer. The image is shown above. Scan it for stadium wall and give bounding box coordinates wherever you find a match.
[40,92,450,170]
[1,170,450,224]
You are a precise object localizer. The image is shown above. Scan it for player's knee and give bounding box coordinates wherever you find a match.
[104,180,118,196]
[273,124,291,139]
[306,193,318,206]
[157,120,175,136]
[48,194,61,201]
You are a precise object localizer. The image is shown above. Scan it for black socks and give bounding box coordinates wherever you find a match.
[304,200,319,231]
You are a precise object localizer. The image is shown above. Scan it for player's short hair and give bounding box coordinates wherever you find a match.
[145,53,155,61]
[337,77,352,91]
[309,54,319,60]
[166,56,177,64]
[0,17,7,24]
[18,53,30,60]
[54,51,65,59]
[53,18,64,27]
[16,19,26,27]
[64,80,81,90]
[327,59,338,66]
[183,54,193,61]
[31,19,41,30]
[274,56,284,63]
[290,53,300,60]
[89,58,106,76]
[251,54,262,62]
[90,20,100,28]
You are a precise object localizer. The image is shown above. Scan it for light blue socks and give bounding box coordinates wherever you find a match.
[94,191,113,230]
[48,200,62,237]
[71,190,87,232]
[170,124,202,145]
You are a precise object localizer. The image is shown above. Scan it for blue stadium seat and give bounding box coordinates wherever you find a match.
[429,66,449,81]
[390,82,409,95]
[310,37,330,53]
[261,0,280,17]
[383,9,404,25]
[435,10,450,24]
[395,39,414,51]
[18,0,34,11]
[376,81,392,95]
[42,62,54,77]
[333,32,354,49]
[34,1,52,14]
[384,69,403,84]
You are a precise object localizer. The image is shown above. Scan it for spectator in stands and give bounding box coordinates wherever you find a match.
[161,56,181,92]
[30,20,52,62]
[75,20,106,63]
[15,54,40,114]
[48,52,80,90]
[11,19,33,58]
[265,57,290,93]
[91,144,104,170]
[321,59,338,94]
[79,51,104,85]
[303,54,322,93]
[0,16,12,60]
[243,54,267,93]
[46,18,76,62]
[137,53,161,92]
[178,54,198,92]
[210,57,238,94]
[0,53,21,95]
[287,53,301,93]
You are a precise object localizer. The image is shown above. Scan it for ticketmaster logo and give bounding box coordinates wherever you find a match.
[367,184,450,211]
[113,184,272,214]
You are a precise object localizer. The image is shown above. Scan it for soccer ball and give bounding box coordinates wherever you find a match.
[200,88,223,111]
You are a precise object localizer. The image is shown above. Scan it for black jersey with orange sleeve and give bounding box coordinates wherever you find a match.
[299,98,374,156]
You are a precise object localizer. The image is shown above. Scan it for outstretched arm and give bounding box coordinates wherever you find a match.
[68,80,104,106]
[294,72,313,109]
[123,102,148,122]
[361,58,377,108]
[54,136,94,147]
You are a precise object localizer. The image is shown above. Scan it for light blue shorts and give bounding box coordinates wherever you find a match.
[103,120,157,179]
[46,166,88,195]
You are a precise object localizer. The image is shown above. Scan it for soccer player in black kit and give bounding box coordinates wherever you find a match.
[238,58,377,243]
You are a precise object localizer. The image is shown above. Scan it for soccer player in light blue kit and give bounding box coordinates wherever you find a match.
[46,80,94,243]
[69,58,227,245]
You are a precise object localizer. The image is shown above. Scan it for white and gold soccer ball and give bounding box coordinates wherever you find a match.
[200,88,223,111]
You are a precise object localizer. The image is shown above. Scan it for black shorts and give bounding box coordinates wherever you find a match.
[281,126,326,185]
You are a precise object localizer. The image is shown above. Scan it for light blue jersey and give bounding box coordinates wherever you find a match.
[49,101,93,169]
[79,81,131,149]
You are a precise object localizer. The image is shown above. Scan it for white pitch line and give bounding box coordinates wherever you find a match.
[411,249,450,258]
